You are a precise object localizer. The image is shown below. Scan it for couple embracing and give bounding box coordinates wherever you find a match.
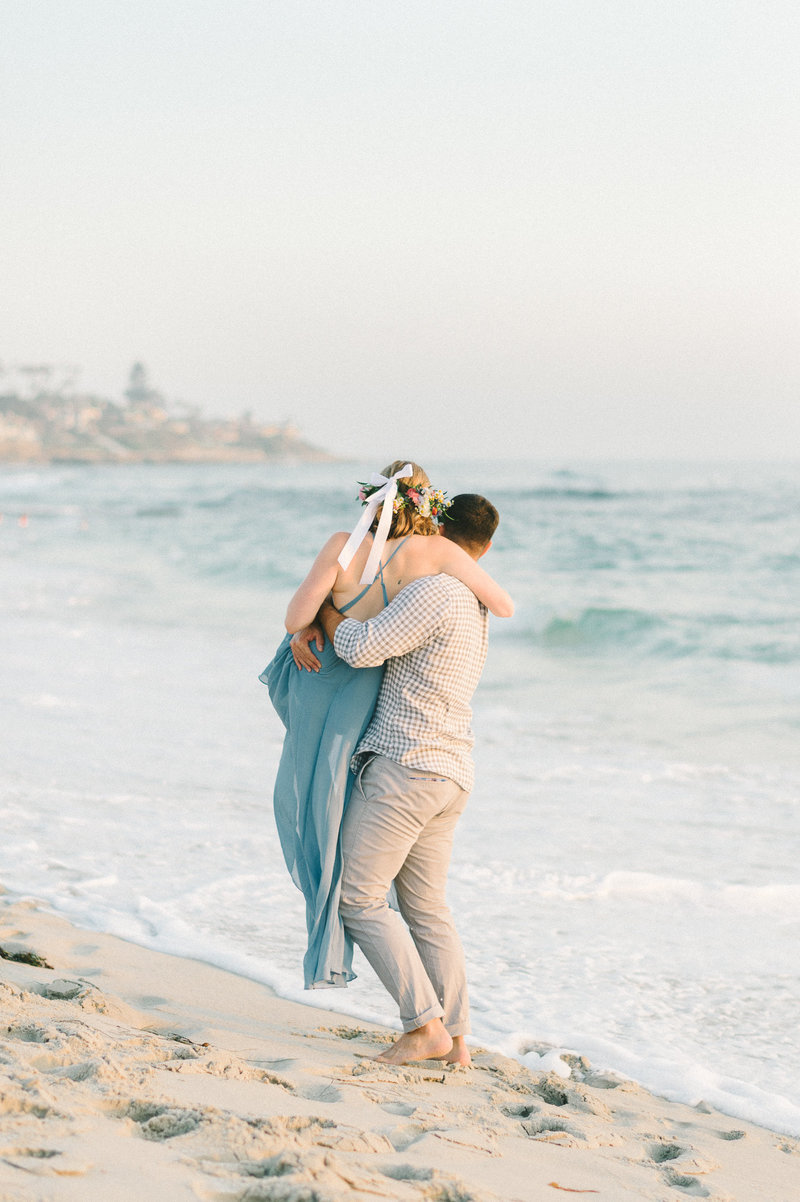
[262,460,513,1066]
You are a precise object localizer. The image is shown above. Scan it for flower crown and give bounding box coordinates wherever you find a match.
[357,478,452,523]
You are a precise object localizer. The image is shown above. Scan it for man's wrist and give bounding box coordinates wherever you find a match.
[318,597,345,641]
[319,597,339,622]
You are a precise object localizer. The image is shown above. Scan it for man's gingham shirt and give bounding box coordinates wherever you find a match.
[333,574,489,792]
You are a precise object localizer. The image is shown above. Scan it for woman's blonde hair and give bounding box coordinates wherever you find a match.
[375,459,438,538]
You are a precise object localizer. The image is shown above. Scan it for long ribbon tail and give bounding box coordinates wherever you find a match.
[357,483,397,585]
[337,498,380,571]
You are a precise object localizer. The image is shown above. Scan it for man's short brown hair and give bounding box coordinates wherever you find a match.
[444,494,499,550]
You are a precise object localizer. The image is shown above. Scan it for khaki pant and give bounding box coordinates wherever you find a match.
[339,754,470,1035]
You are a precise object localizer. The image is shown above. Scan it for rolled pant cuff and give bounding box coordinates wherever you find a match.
[401,1001,445,1033]
[446,1020,470,1038]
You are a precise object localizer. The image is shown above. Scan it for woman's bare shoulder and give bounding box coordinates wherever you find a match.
[319,530,352,556]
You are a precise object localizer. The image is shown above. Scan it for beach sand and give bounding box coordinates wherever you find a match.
[1,890,798,1202]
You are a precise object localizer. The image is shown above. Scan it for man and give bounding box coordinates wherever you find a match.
[315,494,504,1066]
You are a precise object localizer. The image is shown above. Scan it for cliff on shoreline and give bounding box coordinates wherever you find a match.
[0,378,331,465]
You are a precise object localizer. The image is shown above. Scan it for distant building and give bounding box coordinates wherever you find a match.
[123,360,159,408]
[122,363,167,426]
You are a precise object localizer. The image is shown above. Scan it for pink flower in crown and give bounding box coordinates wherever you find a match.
[406,488,421,504]
[358,487,367,502]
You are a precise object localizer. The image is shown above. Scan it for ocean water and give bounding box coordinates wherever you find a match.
[1,459,799,1135]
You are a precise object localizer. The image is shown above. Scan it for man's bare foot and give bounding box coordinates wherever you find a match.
[373,1019,453,1065]
[435,1035,471,1067]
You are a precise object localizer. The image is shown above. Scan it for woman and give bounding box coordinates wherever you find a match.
[262,461,513,989]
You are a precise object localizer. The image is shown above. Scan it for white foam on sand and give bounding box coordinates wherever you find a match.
[3,893,800,1202]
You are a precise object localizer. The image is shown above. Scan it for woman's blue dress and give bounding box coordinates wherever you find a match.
[260,632,383,988]
[261,542,410,988]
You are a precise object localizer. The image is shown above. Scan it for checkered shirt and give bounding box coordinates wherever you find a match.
[333,574,489,792]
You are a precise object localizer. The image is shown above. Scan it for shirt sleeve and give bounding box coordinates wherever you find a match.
[333,576,451,668]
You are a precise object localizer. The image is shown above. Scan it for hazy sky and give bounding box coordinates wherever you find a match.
[2,1,798,461]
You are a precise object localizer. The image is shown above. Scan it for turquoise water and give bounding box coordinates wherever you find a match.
[1,459,798,1133]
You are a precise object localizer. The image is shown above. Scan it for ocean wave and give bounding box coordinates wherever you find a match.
[595,872,800,917]
[477,868,800,918]
[495,486,623,501]
[503,606,800,664]
[539,606,665,648]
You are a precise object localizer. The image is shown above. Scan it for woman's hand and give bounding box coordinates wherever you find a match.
[290,623,325,671]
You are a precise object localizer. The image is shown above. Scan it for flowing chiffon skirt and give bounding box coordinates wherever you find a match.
[260,633,383,988]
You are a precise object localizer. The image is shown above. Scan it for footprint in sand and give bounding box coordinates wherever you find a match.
[117,1100,203,1141]
[522,1116,587,1147]
[580,1070,627,1090]
[0,1081,57,1120]
[165,1048,297,1091]
[531,1072,612,1119]
[192,1149,309,1201]
[385,1121,430,1152]
[648,1141,721,1174]
[381,1162,434,1181]
[4,1024,50,1043]
[30,979,84,1001]
[650,1141,688,1164]
[246,1112,392,1155]
[381,1163,498,1201]
[196,1146,419,1202]
[501,1100,540,1119]
[256,1057,298,1072]
[380,1099,417,1116]
[646,1140,723,1199]
[662,1170,714,1197]
[131,994,170,1008]
[295,1081,343,1103]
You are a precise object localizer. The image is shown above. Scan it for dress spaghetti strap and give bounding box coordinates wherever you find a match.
[339,536,410,613]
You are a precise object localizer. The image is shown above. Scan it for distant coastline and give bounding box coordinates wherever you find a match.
[0,362,332,465]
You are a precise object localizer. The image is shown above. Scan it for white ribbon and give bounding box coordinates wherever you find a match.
[337,463,414,586]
